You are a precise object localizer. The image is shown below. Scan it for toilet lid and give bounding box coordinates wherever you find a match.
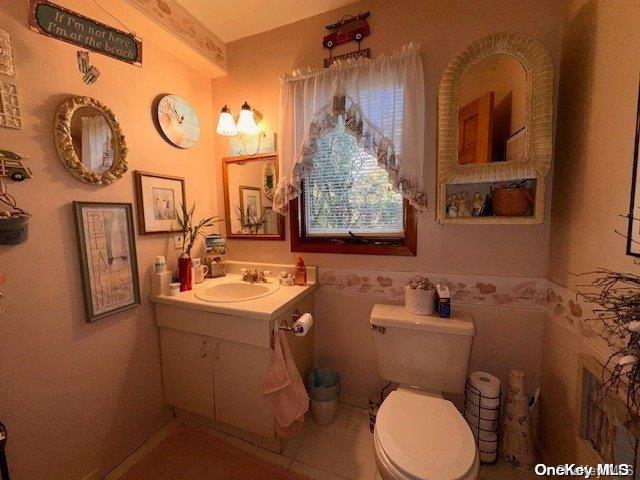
[375,390,477,480]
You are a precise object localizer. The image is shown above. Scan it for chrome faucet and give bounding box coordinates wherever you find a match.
[241,269,270,283]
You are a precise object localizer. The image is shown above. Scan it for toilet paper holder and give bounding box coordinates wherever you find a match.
[275,309,306,334]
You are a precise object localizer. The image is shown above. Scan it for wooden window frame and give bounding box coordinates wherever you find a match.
[289,183,417,256]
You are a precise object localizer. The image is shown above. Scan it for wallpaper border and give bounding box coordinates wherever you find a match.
[317,267,620,358]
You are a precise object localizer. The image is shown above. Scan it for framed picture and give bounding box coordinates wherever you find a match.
[627,82,640,257]
[239,185,262,232]
[73,202,140,323]
[222,154,285,240]
[134,171,186,235]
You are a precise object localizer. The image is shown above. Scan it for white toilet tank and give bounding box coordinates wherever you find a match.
[370,304,475,394]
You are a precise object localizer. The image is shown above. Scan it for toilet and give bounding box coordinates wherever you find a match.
[370,304,479,480]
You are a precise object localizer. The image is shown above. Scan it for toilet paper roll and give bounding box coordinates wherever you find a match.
[464,409,498,431]
[469,371,501,397]
[465,391,500,411]
[293,313,313,337]
[467,371,501,410]
[479,448,498,464]
[478,431,498,463]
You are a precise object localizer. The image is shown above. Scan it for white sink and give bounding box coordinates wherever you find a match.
[194,280,280,303]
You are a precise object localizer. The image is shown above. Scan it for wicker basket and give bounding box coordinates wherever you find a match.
[492,185,534,217]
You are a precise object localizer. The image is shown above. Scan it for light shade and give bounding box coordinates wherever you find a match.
[216,105,237,136]
[236,101,259,135]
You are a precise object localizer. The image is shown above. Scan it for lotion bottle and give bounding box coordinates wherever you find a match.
[293,255,307,286]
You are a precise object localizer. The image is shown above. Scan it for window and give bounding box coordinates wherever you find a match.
[303,117,404,237]
[290,107,417,256]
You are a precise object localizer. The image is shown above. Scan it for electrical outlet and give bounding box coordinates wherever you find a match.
[174,234,184,250]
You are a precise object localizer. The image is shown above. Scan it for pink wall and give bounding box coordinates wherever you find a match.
[212,0,565,276]
[540,0,640,463]
[0,1,218,478]
[211,0,565,408]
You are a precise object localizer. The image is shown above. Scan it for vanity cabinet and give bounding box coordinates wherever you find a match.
[154,291,315,443]
[212,339,274,437]
[159,328,214,419]
[160,328,275,437]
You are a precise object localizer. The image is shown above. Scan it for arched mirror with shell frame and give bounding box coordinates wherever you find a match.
[54,96,128,185]
[436,32,554,224]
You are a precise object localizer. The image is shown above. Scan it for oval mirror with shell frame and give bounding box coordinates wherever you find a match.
[54,96,128,185]
[436,32,554,224]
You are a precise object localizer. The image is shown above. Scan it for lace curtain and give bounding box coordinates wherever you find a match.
[81,115,113,172]
[272,43,426,214]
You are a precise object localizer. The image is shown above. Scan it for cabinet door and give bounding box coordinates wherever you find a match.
[160,328,214,418]
[212,339,274,437]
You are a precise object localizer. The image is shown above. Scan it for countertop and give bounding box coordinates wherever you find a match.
[150,274,317,320]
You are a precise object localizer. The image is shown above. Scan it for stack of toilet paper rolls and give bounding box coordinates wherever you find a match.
[464,371,501,463]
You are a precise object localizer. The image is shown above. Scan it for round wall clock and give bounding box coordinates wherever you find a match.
[157,94,200,148]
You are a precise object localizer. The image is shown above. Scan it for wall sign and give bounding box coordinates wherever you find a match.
[29,0,142,66]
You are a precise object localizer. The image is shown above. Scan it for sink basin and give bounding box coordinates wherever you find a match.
[194,280,280,303]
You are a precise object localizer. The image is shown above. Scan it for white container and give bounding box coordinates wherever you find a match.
[169,282,181,296]
[151,270,171,295]
[404,286,436,315]
[311,398,339,426]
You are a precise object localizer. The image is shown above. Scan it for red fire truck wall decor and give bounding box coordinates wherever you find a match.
[322,12,370,51]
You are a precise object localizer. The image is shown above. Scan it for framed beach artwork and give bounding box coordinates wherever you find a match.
[134,171,186,235]
[73,202,140,323]
[627,81,640,257]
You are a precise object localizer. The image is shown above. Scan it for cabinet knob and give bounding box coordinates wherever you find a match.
[201,338,207,358]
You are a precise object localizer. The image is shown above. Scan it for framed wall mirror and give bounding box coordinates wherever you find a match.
[54,96,128,185]
[436,33,554,224]
[222,154,285,240]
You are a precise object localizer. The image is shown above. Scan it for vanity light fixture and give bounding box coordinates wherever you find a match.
[236,101,259,135]
[216,105,237,136]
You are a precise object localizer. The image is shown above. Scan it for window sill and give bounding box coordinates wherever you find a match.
[291,239,416,256]
[289,197,417,257]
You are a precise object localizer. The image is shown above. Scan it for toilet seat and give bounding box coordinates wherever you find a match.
[374,389,479,480]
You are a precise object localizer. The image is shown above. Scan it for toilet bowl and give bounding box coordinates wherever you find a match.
[373,388,479,480]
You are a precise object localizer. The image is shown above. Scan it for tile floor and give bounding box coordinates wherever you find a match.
[106,404,534,480]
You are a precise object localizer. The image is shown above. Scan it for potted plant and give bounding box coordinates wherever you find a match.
[236,205,269,234]
[405,275,436,316]
[0,191,30,245]
[175,203,222,291]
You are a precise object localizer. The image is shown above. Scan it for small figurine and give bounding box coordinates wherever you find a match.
[457,191,471,218]
[471,192,485,217]
[447,194,459,218]
[294,255,307,286]
[278,271,295,286]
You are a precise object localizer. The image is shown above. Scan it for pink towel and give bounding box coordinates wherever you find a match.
[262,329,309,437]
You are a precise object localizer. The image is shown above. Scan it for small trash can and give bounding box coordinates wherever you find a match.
[308,369,340,425]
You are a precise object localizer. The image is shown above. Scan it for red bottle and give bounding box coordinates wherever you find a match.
[178,254,193,291]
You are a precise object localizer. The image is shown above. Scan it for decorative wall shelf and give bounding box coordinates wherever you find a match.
[436,33,555,225]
